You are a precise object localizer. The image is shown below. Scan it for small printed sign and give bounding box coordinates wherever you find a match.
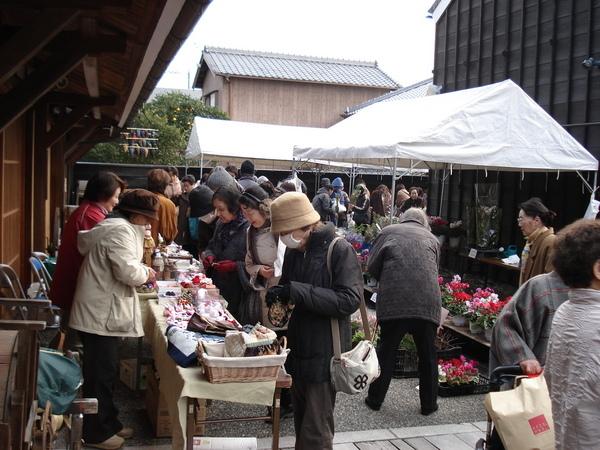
[528,414,551,435]
[468,248,478,259]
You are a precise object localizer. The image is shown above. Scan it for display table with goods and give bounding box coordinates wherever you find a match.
[439,275,512,346]
[136,257,290,450]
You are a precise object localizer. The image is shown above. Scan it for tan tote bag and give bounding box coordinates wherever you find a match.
[484,373,555,450]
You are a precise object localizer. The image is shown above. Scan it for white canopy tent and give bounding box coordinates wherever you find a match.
[294,79,598,213]
[185,116,427,193]
[186,117,328,171]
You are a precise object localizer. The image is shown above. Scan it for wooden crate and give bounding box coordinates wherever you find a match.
[145,372,206,438]
[119,358,151,391]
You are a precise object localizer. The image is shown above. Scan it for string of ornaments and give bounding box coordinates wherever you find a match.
[120,128,159,157]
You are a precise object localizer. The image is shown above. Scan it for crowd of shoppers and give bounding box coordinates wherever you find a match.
[50,159,597,450]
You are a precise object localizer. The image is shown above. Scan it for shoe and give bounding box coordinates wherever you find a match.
[364,397,381,411]
[421,404,439,416]
[84,434,124,449]
[117,427,134,439]
[265,405,293,423]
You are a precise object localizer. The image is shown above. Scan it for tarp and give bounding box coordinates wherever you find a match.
[185,117,327,171]
[293,79,598,172]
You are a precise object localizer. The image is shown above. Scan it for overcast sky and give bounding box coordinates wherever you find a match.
[158,0,436,90]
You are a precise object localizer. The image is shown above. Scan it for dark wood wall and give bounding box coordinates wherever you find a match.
[429,0,600,249]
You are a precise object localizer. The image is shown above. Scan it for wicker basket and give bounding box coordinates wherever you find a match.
[197,342,289,383]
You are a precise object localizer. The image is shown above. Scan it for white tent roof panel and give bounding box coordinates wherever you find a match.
[294,80,598,172]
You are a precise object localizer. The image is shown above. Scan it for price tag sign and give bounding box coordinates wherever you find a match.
[468,248,478,259]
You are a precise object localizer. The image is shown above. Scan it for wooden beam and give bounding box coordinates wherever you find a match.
[41,104,92,149]
[64,120,103,163]
[42,92,117,107]
[0,48,86,132]
[81,17,101,119]
[0,0,131,8]
[0,9,80,85]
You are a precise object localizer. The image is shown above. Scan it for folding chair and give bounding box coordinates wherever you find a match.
[0,264,60,347]
[29,256,52,299]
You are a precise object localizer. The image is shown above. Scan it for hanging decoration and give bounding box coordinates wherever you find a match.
[120,127,159,157]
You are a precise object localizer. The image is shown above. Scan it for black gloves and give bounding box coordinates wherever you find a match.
[266,284,292,307]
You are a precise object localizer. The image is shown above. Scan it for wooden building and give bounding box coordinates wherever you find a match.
[193,47,399,127]
[0,0,211,281]
[427,0,600,248]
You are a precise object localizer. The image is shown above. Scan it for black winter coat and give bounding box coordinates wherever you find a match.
[204,213,250,318]
[312,187,333,222]
[281,223,362,383]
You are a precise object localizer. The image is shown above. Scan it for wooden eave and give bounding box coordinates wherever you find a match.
[0,0,210,158]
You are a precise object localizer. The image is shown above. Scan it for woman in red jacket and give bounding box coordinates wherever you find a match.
[50,172,126,333]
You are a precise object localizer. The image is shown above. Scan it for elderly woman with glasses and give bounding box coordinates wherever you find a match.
[517,197,556,285]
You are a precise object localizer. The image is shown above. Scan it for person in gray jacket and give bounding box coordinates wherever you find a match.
[365,208,441,415]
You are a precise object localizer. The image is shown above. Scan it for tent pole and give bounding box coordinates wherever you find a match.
[438,165,446,217]
[200,153,204,181]
[390,157,397,220]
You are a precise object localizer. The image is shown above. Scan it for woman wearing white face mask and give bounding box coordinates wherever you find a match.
[266,192,362,450]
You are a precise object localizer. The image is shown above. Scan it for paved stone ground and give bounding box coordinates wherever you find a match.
[108,421,488,449]
[61,375,488,448]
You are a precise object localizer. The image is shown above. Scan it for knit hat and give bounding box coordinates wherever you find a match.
[240,159,255,175]
[320,177,332,188]
[257,175,269,184]
[400,208,430,229]
[332,177,344,188]
[240,185,269,208]
[189,185,214,217]
[116,189,159,220]
[270,192,321,234]
[207,166,237,191]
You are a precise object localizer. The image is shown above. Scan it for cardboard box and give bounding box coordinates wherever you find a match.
[146,372,206,438]
[119,358,151,390]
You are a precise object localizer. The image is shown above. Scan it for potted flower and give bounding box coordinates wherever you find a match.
[428,216,449,245]
[470,295,512,340]
[448,220,464,249]
[465,288,498,334]
[438,355,487,396]
[440,275,471,326]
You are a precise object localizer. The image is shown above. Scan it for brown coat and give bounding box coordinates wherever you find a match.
[149,193,178,244]
[520,228,555,285]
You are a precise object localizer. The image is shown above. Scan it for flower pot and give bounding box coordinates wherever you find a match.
[436,235,446,246]
[438,375,490,397]
[449,236,461,249]
[451,314,467,327]
[469,321,483,334]
[484,328,493,341]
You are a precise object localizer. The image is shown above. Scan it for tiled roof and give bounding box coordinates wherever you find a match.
[148,87,203,102]
[194,47,399,89]
[344,78,434,116]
